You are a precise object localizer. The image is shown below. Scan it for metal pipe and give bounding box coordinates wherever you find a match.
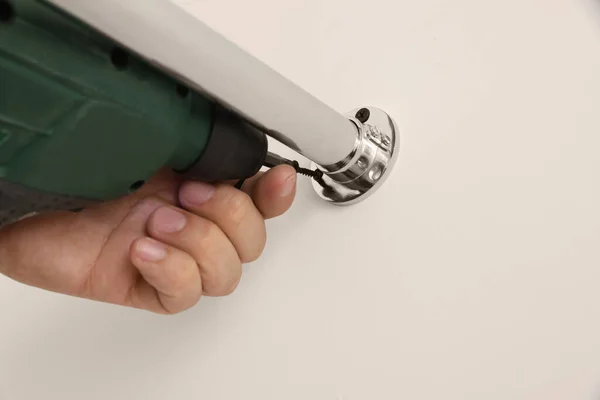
[47,0,358,167]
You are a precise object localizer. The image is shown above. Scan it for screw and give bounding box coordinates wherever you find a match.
[355,108,370,123]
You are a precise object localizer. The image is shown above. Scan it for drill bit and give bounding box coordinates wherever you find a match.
[264,152,324,181]
[235,152,325,190]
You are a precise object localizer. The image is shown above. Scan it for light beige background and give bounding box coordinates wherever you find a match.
[1,0,600,399]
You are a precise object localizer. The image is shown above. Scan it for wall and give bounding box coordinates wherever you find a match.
[1,0,600,399]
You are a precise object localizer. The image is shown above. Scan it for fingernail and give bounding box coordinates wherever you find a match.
[281,173,296,197]
[181,182,216,206]
[136,238,166,262]
[153,207,187,233]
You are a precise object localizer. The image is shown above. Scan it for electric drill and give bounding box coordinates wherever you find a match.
[0,0,271,226]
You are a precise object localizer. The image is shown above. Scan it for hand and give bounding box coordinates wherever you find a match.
[0,166,297,314]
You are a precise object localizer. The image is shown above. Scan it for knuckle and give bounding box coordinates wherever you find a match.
[169,264,197,293]
[202,270,226,297]
[202,255,242,297]
[161,298,198,315]
[190,212,243,297]
[130,196,171,225]
[171,291,202,315]
[240,224,267,263]
[225,191,253,229]
[211,266,242,297]
[160,305,183,316]
[137,195,169,211]
[197,220,221,251]
[157,253,195,293]
[222,273,242,296]
[161,256,202,314]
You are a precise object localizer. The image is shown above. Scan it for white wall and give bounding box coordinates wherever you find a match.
[2,0,600,399]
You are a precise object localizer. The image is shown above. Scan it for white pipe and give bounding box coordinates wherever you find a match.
[45,0,358,166]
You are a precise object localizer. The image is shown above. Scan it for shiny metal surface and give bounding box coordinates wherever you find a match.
[47,0,358,167]
[311,107,400,205]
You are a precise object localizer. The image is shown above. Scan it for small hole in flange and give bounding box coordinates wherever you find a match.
[357,156,369,170]
[0,1,14,23]
[110,47,129,70]
[129,180,145,192]
[176,84,189,98]
[368,164,384,182]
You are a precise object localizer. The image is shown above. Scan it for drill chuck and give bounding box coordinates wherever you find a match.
[181,105,268,183]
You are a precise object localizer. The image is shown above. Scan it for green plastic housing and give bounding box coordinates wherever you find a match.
[0,0,214,201]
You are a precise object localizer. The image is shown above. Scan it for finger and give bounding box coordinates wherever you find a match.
[130,237,202,314]
[147,206,242,296]
[248,165,297,219]
[218,166,297,218]
[178,182,267,263]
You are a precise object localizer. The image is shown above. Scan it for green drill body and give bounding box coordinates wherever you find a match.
[0,0,216,202]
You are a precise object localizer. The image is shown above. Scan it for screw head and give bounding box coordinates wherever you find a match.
[355,108,370,123]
